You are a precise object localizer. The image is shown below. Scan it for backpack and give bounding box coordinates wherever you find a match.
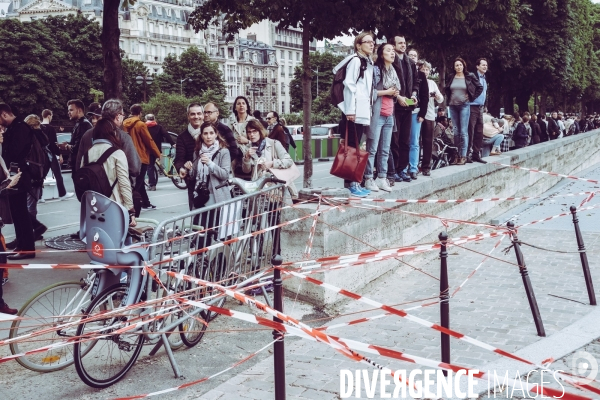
[73,146,119,201]
[330,56,367,106]
[281,124,296,149]
[27,126,51,187]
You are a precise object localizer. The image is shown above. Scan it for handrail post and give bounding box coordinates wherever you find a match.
[272,255,286,400]
[570,206,596,305]
[439,232,450,375]
[507,221,546,337]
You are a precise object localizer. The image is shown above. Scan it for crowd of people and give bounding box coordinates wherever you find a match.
[0,98,300,314]
[334,32,600,197]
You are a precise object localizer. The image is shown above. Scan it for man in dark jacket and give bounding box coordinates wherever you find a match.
[0,103,35,259]
[467,58,489,163]
[144,114,174,191]
[389,35,420,183]
[175,103,204,210]
[547,111,561,140]
[204,102,240,164]
[60,99,92,174]
[41,109,73,200]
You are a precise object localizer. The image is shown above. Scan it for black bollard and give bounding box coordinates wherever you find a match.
[507,221,546,337]
[439,232,450,374]
[271,255,286,400]
[570,206,596,305]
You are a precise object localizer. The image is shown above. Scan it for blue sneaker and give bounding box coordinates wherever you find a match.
[399,171,412,182]
[359,185,371,195]
[348,184,368,197]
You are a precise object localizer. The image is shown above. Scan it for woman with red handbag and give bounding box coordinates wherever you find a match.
[332,31,375,197]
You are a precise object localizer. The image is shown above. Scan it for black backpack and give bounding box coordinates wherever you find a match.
[330,56,367,106]
[27,127,51,187]
[73,147,119,201]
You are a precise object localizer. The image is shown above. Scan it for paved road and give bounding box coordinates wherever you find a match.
[1,161,600,399]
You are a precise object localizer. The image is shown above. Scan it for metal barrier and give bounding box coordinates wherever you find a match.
[147,183,286,311]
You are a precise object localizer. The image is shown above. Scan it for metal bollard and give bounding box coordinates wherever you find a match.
[271,255,286,400]
[570,206,596,305]
[506,221,546,337]
[439,232,450,374]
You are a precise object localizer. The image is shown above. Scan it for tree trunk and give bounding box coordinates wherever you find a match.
[301,25,313,188]
[503,84,514,116]
[101,0,123,100]
[540,93,547,115]
[515,90,531,115]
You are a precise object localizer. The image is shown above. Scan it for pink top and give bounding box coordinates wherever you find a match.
[380,96,393,117]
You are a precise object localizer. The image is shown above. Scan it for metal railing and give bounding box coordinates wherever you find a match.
[149,32,191,43]
[275,40,316,51]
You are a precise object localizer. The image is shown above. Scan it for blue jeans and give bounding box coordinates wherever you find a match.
[404,113,422,173]
[365,115,394,179]
[449,104,470,157]
[482,134,505,157]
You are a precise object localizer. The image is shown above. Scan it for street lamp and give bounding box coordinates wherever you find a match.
[248,87,260,111]
[136,74,154,102]
[180,77,192,95]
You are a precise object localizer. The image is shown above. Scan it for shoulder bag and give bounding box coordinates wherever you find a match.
[330,122,368,183]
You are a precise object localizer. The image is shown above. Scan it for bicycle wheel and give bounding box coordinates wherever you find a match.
[9,280,92,372]
[168,163,187,190]
[193,257,226,323]
[74,284,144,389]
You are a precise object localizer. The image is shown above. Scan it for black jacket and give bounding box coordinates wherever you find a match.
[216,122,240,162]
[416,71,432,120]
[513,122,529,148]
[547,118,561,139]
[174,129,196,173]
[392,54,419,111]
[444,72,484,103]
[538,118,549,142]
[2,118,32,192]
[148,123,175,149]
[69,116,92,168]
[41,124,60,156]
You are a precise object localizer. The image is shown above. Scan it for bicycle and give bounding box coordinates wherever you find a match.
[8,217,163,373]
[72,177,285,388]
[153,146,186,190]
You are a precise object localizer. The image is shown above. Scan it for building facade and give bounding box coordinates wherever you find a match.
[240,20,316,114]
[1,0,278,109]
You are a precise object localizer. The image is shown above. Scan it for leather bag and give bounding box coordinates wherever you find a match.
[330,122,368,182]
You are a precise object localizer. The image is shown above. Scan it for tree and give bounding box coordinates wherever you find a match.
[101,0,126,100]
[121,55,150,107]
[0,15,103,118]
[156,47,225,97]
[188,0,416,188]
[289,52,344,112]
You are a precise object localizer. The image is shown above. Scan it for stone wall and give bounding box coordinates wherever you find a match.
[280,130,600,308]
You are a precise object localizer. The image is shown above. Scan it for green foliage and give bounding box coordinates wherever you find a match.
[121,55,150,108]
[289,52,344,112]
[156,47,225,97]
[0,15,102,118]
[143,90,230,133]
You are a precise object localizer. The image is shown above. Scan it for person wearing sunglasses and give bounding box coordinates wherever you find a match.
[265,111,289,152]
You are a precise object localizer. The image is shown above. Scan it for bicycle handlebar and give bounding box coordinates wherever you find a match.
[215,174,287,193]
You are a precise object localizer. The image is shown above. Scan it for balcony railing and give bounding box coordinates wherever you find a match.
[270,78,277,83]
[121,28,131,35]
[275,40,317,51]
[226,76,236,82]
[149,32,191,43]
[245,77,252,82]
[253,78,267,84]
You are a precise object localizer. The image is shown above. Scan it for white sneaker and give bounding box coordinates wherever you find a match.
[38,198,45,203]
[364,178,379,192]
[60,192,75,200]
[375,177,392,192]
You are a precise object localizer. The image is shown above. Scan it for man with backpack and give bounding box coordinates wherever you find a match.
[0,103,36,260]
[123,104,161,210]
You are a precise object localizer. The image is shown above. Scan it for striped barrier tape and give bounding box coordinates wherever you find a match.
[491,162,599,184]
[176,282,594,399]
[114,339,278,400]
[516,204,600,229]
[303,196,322,259]
[579,192,595,208]
[328,189,600,205]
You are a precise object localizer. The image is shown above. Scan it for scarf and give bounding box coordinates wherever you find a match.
[197,142,220,183]
[146,121,158,128]
[251,138,266,158]
[188,123,201,140]
[382,64,401,91]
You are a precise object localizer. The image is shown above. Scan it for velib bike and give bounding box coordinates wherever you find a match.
[153,146,186,190]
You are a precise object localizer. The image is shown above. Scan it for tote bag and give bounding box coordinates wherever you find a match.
[329,122,368,182]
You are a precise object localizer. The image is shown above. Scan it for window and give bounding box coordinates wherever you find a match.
[149,22,154,33]
[252,52,257,63]
[228,47,234,59]
[175,9,180,19]
[131,42,138,53]
[280,66,285,77]
[159,24,164,35]
[296,52,300,61]
[151,45,157,56]
[166,8,171,16]
[281,83,285,94]
[177,26,182,37]
[288,51,292,60]
[139,43,146,56]
[280,50,284,59]
[168,25,173,36]
[281,101,285,113]
[137,18,144,33]
[288,65,292,75]
[161,46,167,57]
[156,6,162,15]
[84,0,91,5]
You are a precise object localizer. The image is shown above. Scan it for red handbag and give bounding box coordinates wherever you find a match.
[330,122,368,182]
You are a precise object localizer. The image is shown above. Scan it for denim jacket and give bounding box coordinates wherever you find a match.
[367,66,397,138]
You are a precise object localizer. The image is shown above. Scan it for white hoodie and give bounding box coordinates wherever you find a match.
[333,54,374,126]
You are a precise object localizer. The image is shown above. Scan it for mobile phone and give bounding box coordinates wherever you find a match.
[9,162,18,177]
[405,98,416,106]
[430,92,436,98]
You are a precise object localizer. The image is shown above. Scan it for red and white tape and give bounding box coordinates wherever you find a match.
[517,204,600,228]
[491,162,599,184]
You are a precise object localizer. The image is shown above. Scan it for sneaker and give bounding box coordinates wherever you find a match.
[0,302,18,315]
[375,177,392,192]
[364,178,379,192]
[2,277,8,286]
[399,171,412,182]
[142,203,157,210]
[38,198,46,204]
[149,186,157,191]
[358,186,371,195]
[387,178,395,187]
[394,173,403,183]
[60,192,75,200]
[5,239,17,250]
[348,183,367,198]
